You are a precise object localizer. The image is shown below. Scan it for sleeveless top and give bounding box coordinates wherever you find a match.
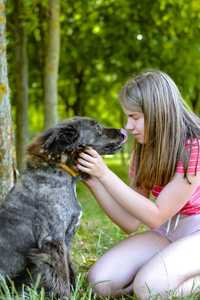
[129,139,200,215]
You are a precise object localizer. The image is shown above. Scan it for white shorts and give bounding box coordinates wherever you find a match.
[153,214,200,242]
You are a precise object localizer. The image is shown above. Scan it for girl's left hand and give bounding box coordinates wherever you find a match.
[77,148,109,179]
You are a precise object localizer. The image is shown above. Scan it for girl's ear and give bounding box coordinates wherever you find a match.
[42,125,79,154]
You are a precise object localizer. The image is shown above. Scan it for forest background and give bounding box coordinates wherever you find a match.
[6,0,200,174]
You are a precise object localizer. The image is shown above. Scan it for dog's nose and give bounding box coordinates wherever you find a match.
[120,128,128,143]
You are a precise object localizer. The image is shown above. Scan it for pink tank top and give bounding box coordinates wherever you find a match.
[129,139,200,216]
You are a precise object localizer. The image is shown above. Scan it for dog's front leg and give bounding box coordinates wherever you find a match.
[29,240,71,299]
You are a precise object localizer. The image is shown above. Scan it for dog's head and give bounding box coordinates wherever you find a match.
[27,117,127,165]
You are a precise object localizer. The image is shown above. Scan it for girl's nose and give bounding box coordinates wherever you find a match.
[125,123,129,130]
[125,118,135,131]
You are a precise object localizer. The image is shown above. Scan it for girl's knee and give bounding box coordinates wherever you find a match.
[133,273,163,300]
[133,272,152,300]
[87,267,113,297]
[133,268,168,300]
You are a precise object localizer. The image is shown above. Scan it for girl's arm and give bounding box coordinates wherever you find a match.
[77,148,200,229]
[98,169,200,229]
[84,177,141,234]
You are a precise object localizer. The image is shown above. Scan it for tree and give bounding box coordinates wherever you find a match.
[44,0,60,129]
[0,0,14,203]
[59,0,200,119]
[6,0,200,134]
[14,0,29,171]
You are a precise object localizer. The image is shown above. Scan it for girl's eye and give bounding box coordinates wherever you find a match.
[129,115,139,120]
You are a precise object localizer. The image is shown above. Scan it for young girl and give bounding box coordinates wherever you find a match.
[77,70,200,300]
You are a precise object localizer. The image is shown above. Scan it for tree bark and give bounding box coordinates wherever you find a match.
[0,0,14,204]
[14,0,29,172]
[44,0,60,129]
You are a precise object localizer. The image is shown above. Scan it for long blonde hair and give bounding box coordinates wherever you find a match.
[119,70,200,190]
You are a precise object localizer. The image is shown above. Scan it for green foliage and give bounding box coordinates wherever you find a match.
[6,0,200,135]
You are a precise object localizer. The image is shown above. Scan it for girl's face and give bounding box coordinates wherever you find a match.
[124,110,145,144]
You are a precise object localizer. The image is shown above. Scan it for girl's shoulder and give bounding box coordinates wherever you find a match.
[176,138,200,175]
[152,139,200,195]
[185,138,200,148]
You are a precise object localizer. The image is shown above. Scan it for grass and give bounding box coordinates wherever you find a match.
[0,155,199,299]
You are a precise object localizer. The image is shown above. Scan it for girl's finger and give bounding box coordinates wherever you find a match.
[84,147,99,157]
[79,152,95,161]
[77,158,93,168]
[76,164,91,173]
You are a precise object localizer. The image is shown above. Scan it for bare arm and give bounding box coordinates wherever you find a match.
[99,169,200,229]
[77,148,200,229]
[84,177,141,234]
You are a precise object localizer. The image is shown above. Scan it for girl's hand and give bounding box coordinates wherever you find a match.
[77,148,109,180]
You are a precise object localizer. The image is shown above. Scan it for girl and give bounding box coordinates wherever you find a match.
[77,70,200,300]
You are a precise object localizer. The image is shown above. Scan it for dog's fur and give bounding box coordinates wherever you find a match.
[0,117,126,299]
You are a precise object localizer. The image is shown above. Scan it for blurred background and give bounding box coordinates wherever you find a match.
[5,0,200,172]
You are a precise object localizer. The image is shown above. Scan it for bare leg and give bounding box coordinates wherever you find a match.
[88,231,170,297]
[133,231,200,300]
[175,275,200,297]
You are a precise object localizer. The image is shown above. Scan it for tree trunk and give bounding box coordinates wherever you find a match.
[44,0,60,129]
[0,0,14,204]
[14,0,29,172]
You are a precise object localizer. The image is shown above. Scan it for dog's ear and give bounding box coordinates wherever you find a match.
[42,125,79,154]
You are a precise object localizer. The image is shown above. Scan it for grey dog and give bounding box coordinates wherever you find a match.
[0,116,126,299]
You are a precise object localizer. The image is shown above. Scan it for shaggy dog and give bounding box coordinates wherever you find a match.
[0,117,127,299]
